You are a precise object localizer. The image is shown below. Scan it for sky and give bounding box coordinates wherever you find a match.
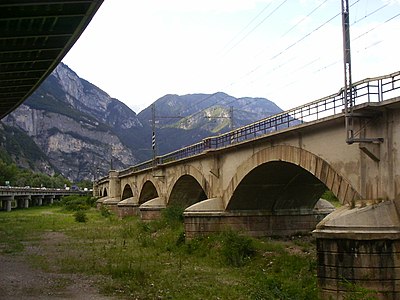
[62,0,400,113]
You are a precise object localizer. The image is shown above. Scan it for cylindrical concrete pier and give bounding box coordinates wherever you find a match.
[314,201,400,299]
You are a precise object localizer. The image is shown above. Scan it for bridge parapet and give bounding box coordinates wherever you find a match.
[0,187,86,212]
[116,71,400,173]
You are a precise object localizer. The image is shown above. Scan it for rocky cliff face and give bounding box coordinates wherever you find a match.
[2,63,141,181]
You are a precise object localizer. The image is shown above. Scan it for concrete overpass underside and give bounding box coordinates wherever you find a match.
[0,0,103,119]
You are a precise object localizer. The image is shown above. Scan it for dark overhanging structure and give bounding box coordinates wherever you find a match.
[0,0,103,120]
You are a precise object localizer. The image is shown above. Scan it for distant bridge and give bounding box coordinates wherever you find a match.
[95,71,400,298]
[0,186,84,212]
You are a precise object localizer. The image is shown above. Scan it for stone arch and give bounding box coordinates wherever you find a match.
[166,164,210,205]
[121,184,134,200]
[102,187,108,197]
[139,180,159,204]
[223,145,360,208]
[168,174,208,208]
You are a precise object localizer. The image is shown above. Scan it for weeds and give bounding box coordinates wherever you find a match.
[60,195,96,211]
[321,190,341,207]
[74,210,88,223]
[220,231,256,267]
[99,205,112,217]
[341,279,379,300]
[0,206,320,299]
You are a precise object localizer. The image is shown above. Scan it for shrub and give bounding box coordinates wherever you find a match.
[321,190,341,207]
[61,195,95,211]
[74,210,88,223]
[100,205,112,217]
[161,205,184,225]
[220,231,256,267]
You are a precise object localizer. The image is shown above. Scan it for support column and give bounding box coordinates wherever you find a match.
[139,197,166,221]
[32,196,43,206]
[44,195,54,205]
[24,196,30,208]
[314,200,400,299]
[117,197,139,218]
[102,170,121,212]
[2,196,14,212]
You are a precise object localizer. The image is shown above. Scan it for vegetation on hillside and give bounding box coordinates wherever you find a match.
[0,160,67,188]
[0,157,93,189]
[0,124,50,170]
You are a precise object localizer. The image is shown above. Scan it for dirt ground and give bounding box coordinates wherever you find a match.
[0,232,115,300]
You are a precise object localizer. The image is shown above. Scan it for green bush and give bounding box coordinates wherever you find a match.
[321,190,341,207]
[220,231,256,267]
[61,195,95,211]
[161,205,184,225]
[74,210,88,223]
[100,205,112,217]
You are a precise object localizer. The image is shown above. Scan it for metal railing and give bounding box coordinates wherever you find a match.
[118,71,400,176]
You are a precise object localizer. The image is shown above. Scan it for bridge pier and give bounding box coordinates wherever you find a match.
[184,198,333,239]
[97,170,121,213]
[117,197,139,218]
[314,200,400,299]
[44,195,54,205]
[32,195,44,207]
[102,197,120,214]
[139,197,166,221]
[15,196,30,209]
[1,196,14,212]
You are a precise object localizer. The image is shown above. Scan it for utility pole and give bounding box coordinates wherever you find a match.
[151,103,156,167]
[341,0,383,144]
[110,145,113,170]
[229,106,235,130]
[341,0,354,144]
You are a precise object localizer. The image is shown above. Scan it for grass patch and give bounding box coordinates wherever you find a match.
[0,206,321,299]
[321,190,341,207]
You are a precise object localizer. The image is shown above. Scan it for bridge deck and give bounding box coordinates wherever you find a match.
[111,71,400,180]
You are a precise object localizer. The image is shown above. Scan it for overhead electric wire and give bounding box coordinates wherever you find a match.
[170,1,348,122]
[313,9,400,75]
[158,0,395,131]
[270,10,341,61]
[222,1,273,53]
[351,2,388,26]
[280,0,329,39]
[226,0,391,101]
[223,0,289,56]
[233,1,348,90]
[180,1,355,124]
[352,11,400,42]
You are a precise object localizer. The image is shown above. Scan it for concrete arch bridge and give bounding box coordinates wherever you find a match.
[95,71,400,298]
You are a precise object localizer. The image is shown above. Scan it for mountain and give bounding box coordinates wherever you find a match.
[2,63,144,181]
[1,63,282,182]
[138,93,282,154]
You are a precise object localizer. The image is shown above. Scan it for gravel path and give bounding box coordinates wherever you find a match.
[0,232,115,300]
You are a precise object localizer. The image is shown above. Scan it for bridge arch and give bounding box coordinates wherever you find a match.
[121,184,134,200]
[166,165,209,208]
[139,180,159,204]
[102,187,108,197]
[223,145,360,209]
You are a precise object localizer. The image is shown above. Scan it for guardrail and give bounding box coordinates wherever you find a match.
[0,186,85,196]
[117,71,400,176]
